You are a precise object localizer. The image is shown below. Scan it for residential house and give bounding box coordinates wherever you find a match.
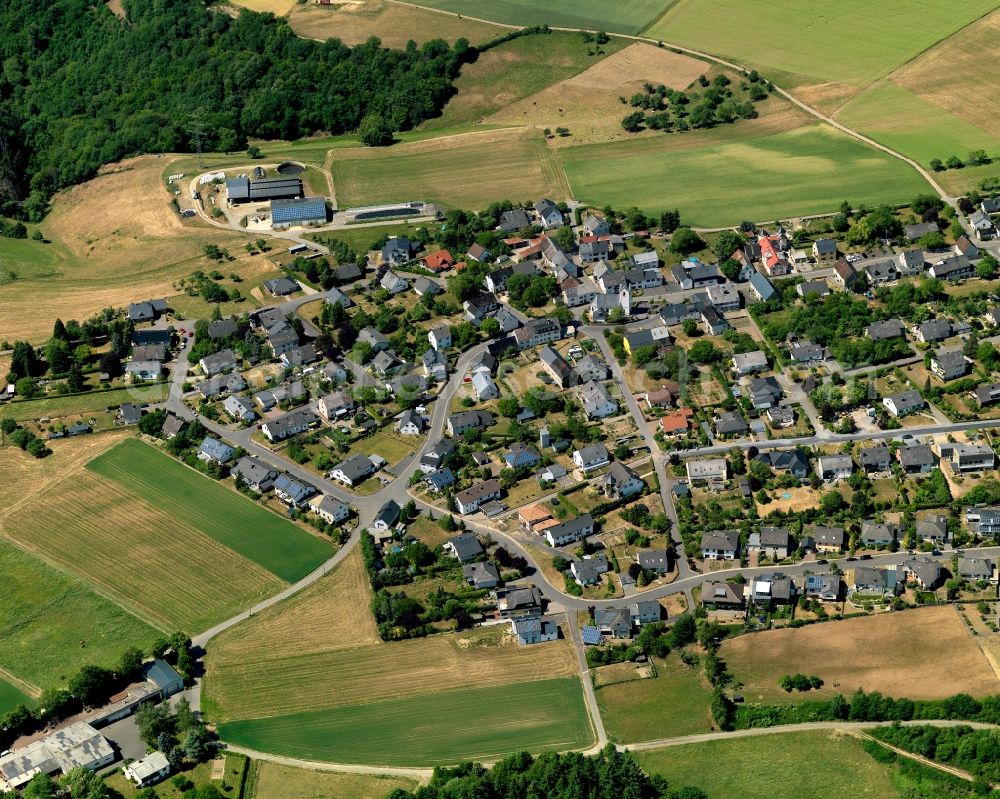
[967,507,1000,536]
[732,350,768,375]
[413,277,440,297]
[749,527,791,559]
[686,458,727,488]
[132,329,171,348]
[543,514,595,547]
[758,233,791,276]
[630,601,662,626]
[743,376,782,409]
[231,456,277,493]
[261,408,318,442]
[471,372,500,401]
[974,383,1000,406]
[580,239,610,264]
[131,345,167,362]
[455,479,502,515]
[563,277,600,307]
[381,237,413,266]
[714,410,748,436]
[789,342,830,363]
[660,301,701,326]
[899,249,925,275]
[332,263,363,283]
[222,395,256,422]
[267,326,299,358]
[899,558,944,590]
[931,349,970,380]
[396,409,426,436]
[866,320,905,341]
[940,442,995,473]
[578,380,618,419]
[707,282,741,311]
[463,562,500,590]
[622,325,671,353]
[748,271,777,301]
[970,210,996,239]
[534,199,564,228]
[487,262,539,294]
[583,213,611,237]
[700,305,730,335]
[865,260,898,284]
[645,383,679,409]
[574,354,609,383]
[816,454,854,482]
[813,525,846,553]
[357,327,389,352]
[915,318,952,343]
[496,585,543,619]
[330,453,376,486]
[861,521,898,547]
[749,573,796,606]
[701,530,739,560]
[860,444,892,475]
[955,236,980,260]
[603,462,644,499]
[316,390,355,422]
[636,550,671,575]
[755,449,809,479]
[512,317,561,349]
[589,288,632,322]
[797,280,831,298]
[421,249,454,273]
[425,467,456,493]
[280,344,317,369]
[959,557,996,583]
[511,616,557,645]
[767,405,795,428]
[497,209,533,233]
[199,349,237,376]
[659,407,694,436]
[126,361,161,382]
[443,532,484,563]
[812,238,838,264]
[198,437,235,464]
[805,575,841,602]
[124,752,171,788]
[324,287,353,308]
[904,221,939,241]
[308,495,350,525]
[371,500,401,532]
[419,439,455,474]
[571,555,609,586]
[539,346,574,388]
[701,581,745,610]
[161,413,187,440]
[852,566,894,596]
[929,255,975,281]
[371,349,401,377]
[671,262,721,290]
[982,198,1000,216]
[196,372,247,399]
[916,514,949,544]
[573,443,610,473]
[503,442,540,469]
[273,474,316,508]
[263,277,299,296]
[595,608,633,639]
[447,410,495,436]
[893,444,938,478]
[883,390,925,417]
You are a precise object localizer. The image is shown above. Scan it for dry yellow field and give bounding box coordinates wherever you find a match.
[206,549,579,721]
[2,155,275,342]
[724,605,998,704]
[489,44,710,145]
[226,0,298,15]
[253,762,418,799]
[287,1,505,47]
[892,9,1000,137]
[0,435,286,632]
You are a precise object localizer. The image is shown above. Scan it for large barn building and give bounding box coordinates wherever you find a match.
[271,197,328,228]
[226,176,303,204]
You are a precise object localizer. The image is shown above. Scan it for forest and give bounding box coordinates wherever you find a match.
[386,746,706,799]
[0,0,469,219]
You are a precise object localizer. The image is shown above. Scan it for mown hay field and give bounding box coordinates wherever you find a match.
[287,1,505,48]
[723,605,997,705]
[560,122,929,226]
[87,439,331,583]
[219,677,592,766]
[204,549,579,721]
[252,762,417,799]
[3,464,287,632]
[410,0,669,34]
[646,0,1000,92]
[331,129,571,208]
[636,730,897,799]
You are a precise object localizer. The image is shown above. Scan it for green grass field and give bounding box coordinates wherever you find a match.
[595,655,714,743]
[635,731,897,799]
[218,678,592,766]
[87,439,330,582]
[0,536,159,689]
[331,131,570,209]
[2,385,170,422]
[0,678,34,715]
[410,0,670,34]
[560,123,929,225]
[646,0,1000,89]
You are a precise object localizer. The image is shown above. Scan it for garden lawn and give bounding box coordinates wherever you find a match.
[560,123,929,226]
[635,730,897,799]
[217,678,592,766]
[409,0,670,35]
[646,0,1000,90]
[0,536,160,689]
[0,678,34,715]
[596,654,714,743]
[86,439,330,582]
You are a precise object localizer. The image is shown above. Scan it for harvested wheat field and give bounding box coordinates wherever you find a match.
[2,155,273,342]
[723,605,998,704]
[0,436,286,632]
[226,0,298,14]
[489,44,710,144]
[205,551,578,721]
[892,9,1000,138]
[287,1,505,48]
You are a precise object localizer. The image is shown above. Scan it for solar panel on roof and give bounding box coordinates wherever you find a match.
[581,626,602,645]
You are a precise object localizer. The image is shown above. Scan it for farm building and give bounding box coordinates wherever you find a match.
[124,752,170,787]
[0,723,114,790]
[270,197,327,228]
[227,176,302,204]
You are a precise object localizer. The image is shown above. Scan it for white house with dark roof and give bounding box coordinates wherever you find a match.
[701,530,739,560]
[577,380,617,419]
[573,443,610,473]
[883,390,924,417]
[455,479,501,515]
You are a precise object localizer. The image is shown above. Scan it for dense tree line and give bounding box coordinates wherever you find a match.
[386,745,707,799]
[872,724,1000,783]
[0,0,471,218]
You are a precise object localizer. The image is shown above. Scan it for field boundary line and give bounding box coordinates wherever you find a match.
[0,666,41,700]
